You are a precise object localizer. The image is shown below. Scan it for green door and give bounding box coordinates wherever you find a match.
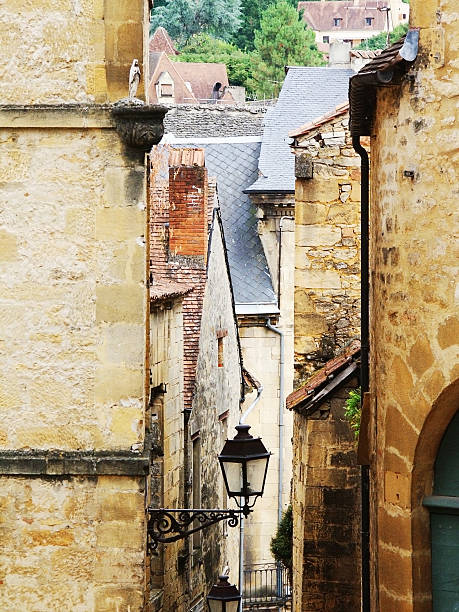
[424,410,459,611]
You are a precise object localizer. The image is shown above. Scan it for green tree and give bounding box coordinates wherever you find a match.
[356,22,409,50]
[233,0,297,51]
[174,33,254,93]
[150,0,241,44]
[248,0,324,98]
[270,505,293,578]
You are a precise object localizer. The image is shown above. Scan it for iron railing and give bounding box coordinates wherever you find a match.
[243,563,291,609]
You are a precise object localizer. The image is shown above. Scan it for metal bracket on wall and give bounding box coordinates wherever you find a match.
[147,508,242,553]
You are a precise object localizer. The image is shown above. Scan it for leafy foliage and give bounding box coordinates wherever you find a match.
[270,505,293,571]
[174,33,254,92]
[150,0,242,45]
[232,0,297,51]
[248,0,325,98]
[356,22,409,50]
[344,387,361,440]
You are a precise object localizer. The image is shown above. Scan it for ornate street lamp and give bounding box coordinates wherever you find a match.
[218,424,271,517]
[147,424,271,552]
[207,575,241,612]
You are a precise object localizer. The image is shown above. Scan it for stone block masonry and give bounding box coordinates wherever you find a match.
[292,113,363,385]
[164,105,266,138]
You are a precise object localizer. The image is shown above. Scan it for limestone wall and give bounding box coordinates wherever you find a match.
[0,123,147,452]
[149,301,186,611]
[368,0,459,608]
[291,382,361,612]
[189,213,242,591]
[0,0,146,104]
[0,475,145,611]
[293,116,362,385]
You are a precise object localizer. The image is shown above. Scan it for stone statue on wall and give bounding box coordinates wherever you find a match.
[129,59,141,100]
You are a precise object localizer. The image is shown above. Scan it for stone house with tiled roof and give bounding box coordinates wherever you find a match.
[148,146,243,610]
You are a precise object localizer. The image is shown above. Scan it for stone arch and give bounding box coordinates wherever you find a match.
[411,377,459,612]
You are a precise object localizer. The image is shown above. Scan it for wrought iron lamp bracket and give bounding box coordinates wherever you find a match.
[147,508,243,553]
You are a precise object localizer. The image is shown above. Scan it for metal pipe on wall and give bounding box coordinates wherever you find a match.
[352,134,371,612]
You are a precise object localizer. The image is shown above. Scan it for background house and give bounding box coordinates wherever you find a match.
[298,0,409,53]
[349,2,458,607]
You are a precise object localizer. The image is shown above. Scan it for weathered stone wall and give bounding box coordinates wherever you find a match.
[239,213,295,566]
[149,300,187,611]
[368,1,459,609]
[0,475,145,610]
[164,105,265,138]
[0,0,146,104]
[293,116,362,385]
[190,212,242,592]
[291,381,361,612]
[0,122,147,452]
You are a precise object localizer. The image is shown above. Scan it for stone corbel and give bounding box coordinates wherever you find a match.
[112,102,168,151]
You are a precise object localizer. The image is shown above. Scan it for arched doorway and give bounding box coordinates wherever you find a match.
[423,409,459,610]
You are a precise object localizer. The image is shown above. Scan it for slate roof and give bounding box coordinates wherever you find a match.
[170,138,277,307]
[246,67,354,193]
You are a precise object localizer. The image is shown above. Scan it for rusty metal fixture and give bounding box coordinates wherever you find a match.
[147,508,241,553]
[112,103,168,151]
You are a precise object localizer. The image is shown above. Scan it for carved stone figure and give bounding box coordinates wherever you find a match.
[129,59,141,100]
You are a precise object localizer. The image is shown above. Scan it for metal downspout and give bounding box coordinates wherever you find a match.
[239,383,264,606]
[352,134,371,612]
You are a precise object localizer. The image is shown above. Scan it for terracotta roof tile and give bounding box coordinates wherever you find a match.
[150,282,194,303]
[149,27,179,55]
[169,148,205,167]
[173,62,230,102]
[286,339,360,410]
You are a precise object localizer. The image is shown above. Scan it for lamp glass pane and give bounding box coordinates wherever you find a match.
[222,461,243,495]
[227,600,240,612]
[246,457,268,495]
[208,600,221,612]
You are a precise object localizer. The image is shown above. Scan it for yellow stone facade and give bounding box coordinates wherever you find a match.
[366,1,459,609]
[0,2,155,610]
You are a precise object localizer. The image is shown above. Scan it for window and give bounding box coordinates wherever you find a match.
[160,83,173,97]
[402,13,407,19]
[216,329,227,368]
[323,35,330,43]
[365,17,374,26]
[333,17,342,27]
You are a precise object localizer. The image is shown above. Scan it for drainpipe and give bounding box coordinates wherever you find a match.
[239,383,264,606]
[352,134,370,612]
[265,319,285,525]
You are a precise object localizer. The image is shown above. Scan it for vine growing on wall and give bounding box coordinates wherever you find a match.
[344,388,361,440]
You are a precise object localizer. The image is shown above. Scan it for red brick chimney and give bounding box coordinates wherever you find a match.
[168,149,208,261]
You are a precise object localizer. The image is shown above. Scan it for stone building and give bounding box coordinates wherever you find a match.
[148,146,242,610]
[287,104,363,611]
[287,341,361,612]
[348,1,459,608]
[0,1,169,610]
[289,103,362,385]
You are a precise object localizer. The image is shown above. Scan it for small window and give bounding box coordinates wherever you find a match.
[160,83,173,97]
[333,17,342,27]
[216,329,227,368]
[402,13,407,19]
[365,17,374,26]
[323,35,330,43]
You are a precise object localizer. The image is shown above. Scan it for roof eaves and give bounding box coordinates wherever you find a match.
[349,28,420,137]
[289,101,349,139]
